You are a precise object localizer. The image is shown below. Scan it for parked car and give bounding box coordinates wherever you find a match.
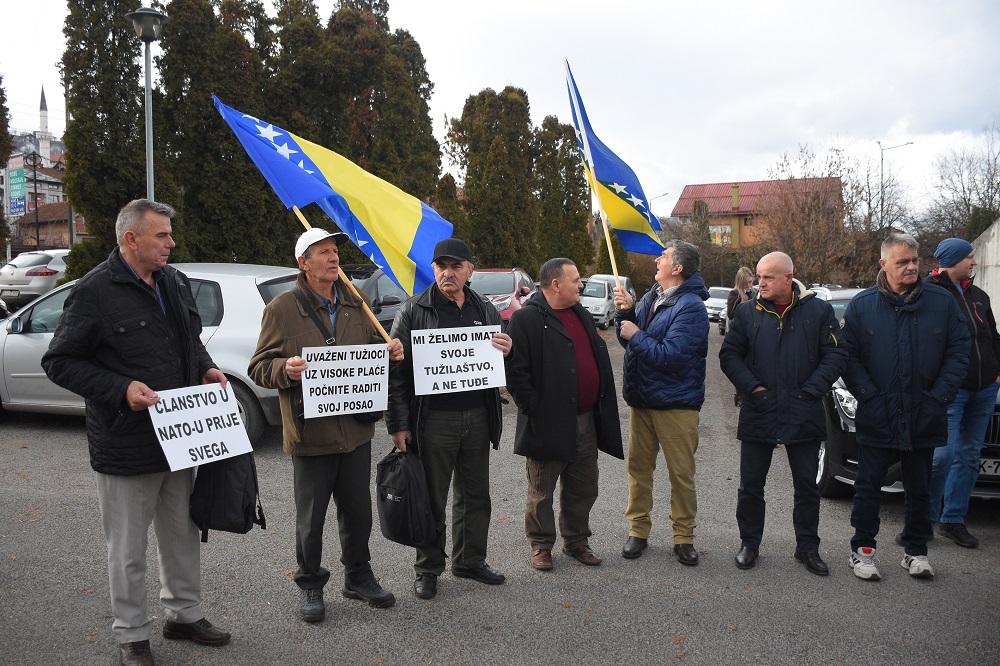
[0,297,9,319]
[718,308,728,336]
[0,249,71,309]
[704,286,729,321]
[816,287,1000,499]
[0,263,303,443]
[469,268,535,328]
[354,268,407,332]
[586,273,637,303]
[580,279,615,329]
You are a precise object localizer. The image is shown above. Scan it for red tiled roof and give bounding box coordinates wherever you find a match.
[22,202,71,223]
[670,177,842,216]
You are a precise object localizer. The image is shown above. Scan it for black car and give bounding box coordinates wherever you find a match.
[817,289,1000,499]
[353,268,406,332]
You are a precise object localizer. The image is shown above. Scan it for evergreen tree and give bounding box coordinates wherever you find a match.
[0,73,12,253]
[447,87,539,267]
[533,115,592,271]
[595,221,630,275]
[430,172,467,239]
[61,0,145,279]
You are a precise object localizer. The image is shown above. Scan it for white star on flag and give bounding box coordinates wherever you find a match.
[296,160,314,175]
[628,194,644,208]
[368,254,383,268]
[242,113,261,123]
[609,183,627,194]
[275,142,297,159]
[256,123,281,142]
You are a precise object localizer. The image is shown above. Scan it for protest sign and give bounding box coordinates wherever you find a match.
[300,344,389,419]
[148,383,253,471]
[410,325,505,396]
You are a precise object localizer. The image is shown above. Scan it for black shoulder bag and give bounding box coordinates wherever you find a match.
[292,288,383,423]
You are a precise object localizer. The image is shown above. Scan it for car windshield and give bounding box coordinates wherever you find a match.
[470,272,513,295]
[582,281,607,298]
[709,287,730,299]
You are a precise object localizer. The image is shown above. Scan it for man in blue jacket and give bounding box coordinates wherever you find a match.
[842,233,970,581]
[614,240,709,565]
[720,252,847,575]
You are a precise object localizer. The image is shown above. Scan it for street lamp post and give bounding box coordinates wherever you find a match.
[878,140,914,226]
[125,6,167,201]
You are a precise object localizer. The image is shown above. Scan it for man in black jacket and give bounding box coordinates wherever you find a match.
[506,258,623,571]
[926,238,1000,548]
[387,238,512,600]
[42,199,231,666]
[720,252,846,575]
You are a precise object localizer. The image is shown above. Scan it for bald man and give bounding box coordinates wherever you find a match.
[719,252,846,575]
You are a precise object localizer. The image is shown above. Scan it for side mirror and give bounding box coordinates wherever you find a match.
[520,286,531,296]
[6,316,23,334]
[379,295,401,307]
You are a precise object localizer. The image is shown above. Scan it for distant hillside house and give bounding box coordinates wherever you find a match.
[671,177,843,248]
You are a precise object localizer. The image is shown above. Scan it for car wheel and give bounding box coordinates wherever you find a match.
[231,380,265,444]
[818,400,852,499]
[599,315,610,330]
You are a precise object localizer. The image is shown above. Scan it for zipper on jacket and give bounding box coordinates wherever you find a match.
[957,287,982,387]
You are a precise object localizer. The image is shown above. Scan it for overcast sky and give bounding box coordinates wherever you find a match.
[3,0,998,215]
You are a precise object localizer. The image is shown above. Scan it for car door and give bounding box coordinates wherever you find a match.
[0,284,83,410]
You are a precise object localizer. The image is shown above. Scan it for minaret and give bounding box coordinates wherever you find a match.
[38,86,52,163]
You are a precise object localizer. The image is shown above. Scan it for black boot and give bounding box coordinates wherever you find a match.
[343,569,396,608]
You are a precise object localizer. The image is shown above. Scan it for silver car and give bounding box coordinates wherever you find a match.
[0,262,300,443]
[580,279,615,329]
[0,249,71,309]
[704,286,730,322]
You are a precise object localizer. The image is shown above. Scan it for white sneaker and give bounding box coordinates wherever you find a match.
[849,547,881,580]
[901,554,934,579]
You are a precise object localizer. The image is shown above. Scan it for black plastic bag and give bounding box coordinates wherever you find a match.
[375,448,436,548]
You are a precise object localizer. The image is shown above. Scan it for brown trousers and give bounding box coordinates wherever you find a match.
[524,411,599,550]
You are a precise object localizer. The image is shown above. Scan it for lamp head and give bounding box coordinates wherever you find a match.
[125,7,167,43]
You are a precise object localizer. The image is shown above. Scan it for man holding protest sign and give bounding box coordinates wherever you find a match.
[248,227,404,623]
[387,238,513,600]
[506,258,623,571]
[42,199,231,666]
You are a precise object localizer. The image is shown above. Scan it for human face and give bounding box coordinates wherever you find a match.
[949,251,976,281]
[297,238,340,287]
[124,212,175,275]
[433,258,473,300]
[756,258,793,304]
[879,243,920,292]
[549,263,582,309]
[654,247,682,288]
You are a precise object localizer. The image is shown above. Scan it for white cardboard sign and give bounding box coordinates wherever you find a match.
[148,383,253,471]
[410,325,506,396]
[300,344,389,419]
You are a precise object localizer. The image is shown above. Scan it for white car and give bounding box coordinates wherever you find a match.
[705,286,730,322]
[580,279,615,329]
[586,274,636,302]
[0,263,301,442]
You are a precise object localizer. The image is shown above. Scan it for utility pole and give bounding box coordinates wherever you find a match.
[26,150,41,249]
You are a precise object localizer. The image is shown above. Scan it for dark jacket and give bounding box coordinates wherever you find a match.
[505,292,624,461]
[926,269,1000,391]
[387,283,504,449]
[41,249,216,475]
[719,280,847,445]
[616,272,710,410]
[726,288,752,320]
[842,273,970,450]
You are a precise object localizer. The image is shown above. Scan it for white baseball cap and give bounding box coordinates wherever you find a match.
[295,227,349,259]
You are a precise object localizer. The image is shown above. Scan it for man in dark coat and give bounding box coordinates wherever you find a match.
[842,233,969,582]
[720,251,847,575]
[41,199,231,665]
[387,238,512,600]
[614,240,709,566]
[506,258,623,571]
[926,238,1000,548]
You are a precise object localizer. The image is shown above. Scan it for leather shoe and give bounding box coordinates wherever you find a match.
[119,640,155,666]
[795,550,830,576]
[735,546,758,570]
[299,588,325,623]
[453,562,506,585]
[414,573,437,599]
[162,618,231,646]
[531,548,553,571]
[937,522,979,548]
[622,536,648,559]
[674,543,699,566]
[343,572,395,608]
[563,544,602,566]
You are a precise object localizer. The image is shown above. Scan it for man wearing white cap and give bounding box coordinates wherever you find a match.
[249,227,404,623]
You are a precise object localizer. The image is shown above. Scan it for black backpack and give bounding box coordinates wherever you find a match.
[190,453,266,542]
[375,448,436,548]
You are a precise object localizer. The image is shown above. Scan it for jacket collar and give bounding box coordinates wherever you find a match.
[876,269,924,307]
[524,291,588,339]
[295,271,362,311]
[929,267,973,291]
[755,278,813,315]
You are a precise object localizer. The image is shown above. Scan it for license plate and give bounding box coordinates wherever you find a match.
[0,289,17,297]
[980,458,1000,477]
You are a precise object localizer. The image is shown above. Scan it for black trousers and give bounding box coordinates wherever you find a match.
[292,442,373,590]
[851,445,933,556]
[737,440,821,552]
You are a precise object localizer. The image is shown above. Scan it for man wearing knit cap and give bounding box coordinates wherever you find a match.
[925,237,1000,548]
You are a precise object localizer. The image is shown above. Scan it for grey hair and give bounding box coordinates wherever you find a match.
[538,257,575,287]
[664,240,701,279]
[116,199,175,244]
[880,233,918,258]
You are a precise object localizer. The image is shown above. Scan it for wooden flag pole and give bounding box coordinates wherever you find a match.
[291,205,392,343]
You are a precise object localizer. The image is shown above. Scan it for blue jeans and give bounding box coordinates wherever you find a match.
[929,383,998,525]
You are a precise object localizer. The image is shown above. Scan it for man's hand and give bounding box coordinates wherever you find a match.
[492,332,513,357]
[202,367,228,387]
[391,430,411,453]
[387,338,404,362]
[613,286,634,310]
[619,320,639,341]
[285,355,307,382]
[126,381,159,411]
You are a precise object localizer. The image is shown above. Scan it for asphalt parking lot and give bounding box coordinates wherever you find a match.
[2,331,998,665]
